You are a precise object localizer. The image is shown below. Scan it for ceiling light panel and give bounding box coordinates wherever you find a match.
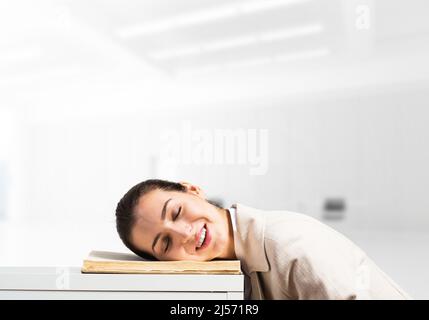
[116,0,311,38]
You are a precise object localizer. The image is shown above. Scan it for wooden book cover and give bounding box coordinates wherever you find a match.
[81,250,242,275]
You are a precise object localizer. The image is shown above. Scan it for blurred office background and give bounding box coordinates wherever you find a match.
[0,0,428,298]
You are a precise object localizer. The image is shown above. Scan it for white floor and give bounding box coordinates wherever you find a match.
[0,220,428,299]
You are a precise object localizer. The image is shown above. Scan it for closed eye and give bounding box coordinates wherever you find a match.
[173,206,182,221]
[164,206,182,254]
[164,237,169,253]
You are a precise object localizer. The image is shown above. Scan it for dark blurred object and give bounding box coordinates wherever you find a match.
[323,197,346,221]
[207,197,224,209]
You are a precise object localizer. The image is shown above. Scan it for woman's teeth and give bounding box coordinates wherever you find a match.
[197,227,206,248]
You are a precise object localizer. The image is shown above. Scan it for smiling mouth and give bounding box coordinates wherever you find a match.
[196,224,208,250]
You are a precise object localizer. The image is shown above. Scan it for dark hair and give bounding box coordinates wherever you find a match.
[115,179,186,260]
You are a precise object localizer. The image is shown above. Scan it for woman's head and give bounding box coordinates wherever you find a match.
[115,179,236,261]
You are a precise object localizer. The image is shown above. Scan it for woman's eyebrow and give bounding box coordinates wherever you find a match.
[151,198,172,255]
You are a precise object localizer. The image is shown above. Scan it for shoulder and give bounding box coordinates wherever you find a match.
[261,208,366,262]
[234,203,366,263]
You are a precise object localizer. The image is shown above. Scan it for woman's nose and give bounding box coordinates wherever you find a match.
[171,222,193,242]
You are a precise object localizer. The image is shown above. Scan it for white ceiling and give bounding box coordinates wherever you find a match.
[1,0,429,110]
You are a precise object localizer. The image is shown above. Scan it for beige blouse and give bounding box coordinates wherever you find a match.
[228,203,411,300]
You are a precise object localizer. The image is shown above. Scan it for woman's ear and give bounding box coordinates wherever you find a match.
[179,181,206,199]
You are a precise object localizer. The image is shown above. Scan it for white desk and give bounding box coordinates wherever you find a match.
[0,267,244,300]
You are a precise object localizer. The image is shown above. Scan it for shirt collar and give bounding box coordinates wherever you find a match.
[228,203,270,274]
[228,205,238,232]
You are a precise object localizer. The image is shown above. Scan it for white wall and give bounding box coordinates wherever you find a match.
[8,80,428,232]
[174,83,429,231]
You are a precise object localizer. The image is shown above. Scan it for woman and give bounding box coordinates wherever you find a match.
[115,179,411,300]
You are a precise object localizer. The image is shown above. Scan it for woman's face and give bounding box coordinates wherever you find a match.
[130,184,235,261]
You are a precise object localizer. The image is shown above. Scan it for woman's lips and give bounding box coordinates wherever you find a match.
[196,224,211,251]
[195,225,204,247]
[198,224,211,250]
